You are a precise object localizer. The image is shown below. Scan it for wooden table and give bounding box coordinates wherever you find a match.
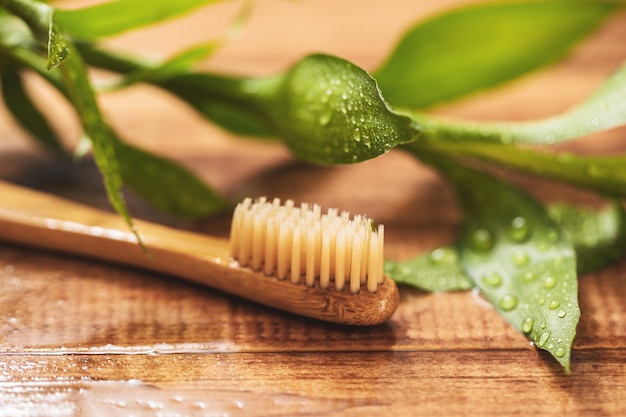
[1,1,625,415]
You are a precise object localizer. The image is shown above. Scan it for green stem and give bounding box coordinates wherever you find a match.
[76,41,279,119]
[0,0,51,40]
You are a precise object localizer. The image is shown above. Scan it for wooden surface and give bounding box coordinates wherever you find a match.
[1,1,626,415]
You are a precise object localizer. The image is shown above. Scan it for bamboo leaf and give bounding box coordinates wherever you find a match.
[374,0,622,109]
[114,139,228,219]
[548,203,626,275]
[384,247,473,292]
[386,203,626,293]
[411,60,626,146]
[267,54,419,164]
[102,2,251,90]
[0,66,64,152]
[54,0,220,39]
[427,153,580,372]
[57,40,141,244]
[411,141,626,199]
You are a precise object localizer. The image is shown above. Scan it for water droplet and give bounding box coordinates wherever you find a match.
[429,247,453,265]
[537,330,551,347]
[512,249,529,267]
[549,300,560,310]
[509,216,530,242]
[318,111,332,126]
[471,228,493,251]
[542,275,557,289]
[499,294,518,311]
[481,270,503,288]
[523,271,536,282]
[554,347,566,358]
[353,128,361,142]
[545,228,560,243]
[557,309,567,318]
[522,317,534,333]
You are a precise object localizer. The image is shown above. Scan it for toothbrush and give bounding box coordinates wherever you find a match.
[0,180,399,325]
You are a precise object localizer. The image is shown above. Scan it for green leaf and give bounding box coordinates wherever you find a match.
[0,0,70,68]
[386,203,626,292]
[103,42,222,90]
[411,60,626,146]
[75,41,273,137]
[0,66,64,152]
[412,141,626,199]
[548,203,626,275]
[374,0,622,109]
[101,2,251,91]
[113,139,228,219]
[267,54,419,164]
[54,0,220,39]
[56,40,141,244]
[385,247,473,292]
[429,153,580,372]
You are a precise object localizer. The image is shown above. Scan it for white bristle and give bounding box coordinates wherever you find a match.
[229,197,385,293]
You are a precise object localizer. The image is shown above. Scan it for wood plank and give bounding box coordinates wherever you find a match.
[1,350,625,416]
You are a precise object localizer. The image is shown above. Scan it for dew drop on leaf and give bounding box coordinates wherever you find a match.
[318,111,332,126]
[522,317,534,333]
[481,270,503,288]
[509,216,530,242]
[549,300,560,310]
[512,249,530,267]
[523,271,536,282]
[471,228,493,250]
[537,330,551,347]
[558,310,567,318]
[428,247,447,265]
[542,275,557,289]
[554,347,566,358]
[546,229,560,243]
[499,294,518,311]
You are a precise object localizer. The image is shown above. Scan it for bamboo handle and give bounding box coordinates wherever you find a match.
[0,181,399,325]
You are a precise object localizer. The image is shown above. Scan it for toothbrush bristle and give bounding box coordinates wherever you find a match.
[230,197,385,293]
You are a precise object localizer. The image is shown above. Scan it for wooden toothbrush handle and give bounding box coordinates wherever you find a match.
[0,181,399,325]
[0,180,229,271]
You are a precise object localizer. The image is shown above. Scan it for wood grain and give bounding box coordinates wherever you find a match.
[1,1,626,416]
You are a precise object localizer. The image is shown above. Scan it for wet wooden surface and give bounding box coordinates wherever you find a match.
[1,1,626,416]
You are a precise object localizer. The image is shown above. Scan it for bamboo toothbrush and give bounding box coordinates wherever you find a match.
[0,180,399,325]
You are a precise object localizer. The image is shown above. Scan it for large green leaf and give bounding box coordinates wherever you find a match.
[1,66,64,152]
[411,60,626,146]
[412,141,626,199]
[266,54,419,164]
[56,41,140,243]
[54,0,220,39]
[386,203,626,293]
[384,247,473,292]
[374,0,622,109]
[549,203,626,275]
[114,139,228,219]
[426,153,580,372]
[101,2,251,91]
[76,41,273,137]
